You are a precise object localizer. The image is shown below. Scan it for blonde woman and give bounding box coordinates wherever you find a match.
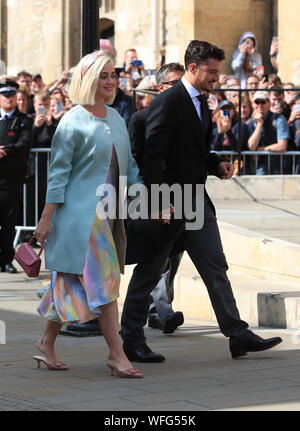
[33,51,143,378]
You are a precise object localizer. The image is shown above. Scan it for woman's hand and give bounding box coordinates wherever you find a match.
[34,218,52,244]
[33,203,56,244]
[220,114,231,132]
[270,41,279,56]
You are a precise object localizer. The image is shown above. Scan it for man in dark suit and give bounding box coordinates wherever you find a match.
[129,63,185,334]
[121,40,282,362]
[0,79,32,273]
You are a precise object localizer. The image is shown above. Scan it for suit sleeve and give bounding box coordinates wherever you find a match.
[143,94,174,188]
[128,111,145,172]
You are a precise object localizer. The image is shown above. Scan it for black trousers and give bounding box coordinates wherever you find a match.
[121,201,250,347]
[0,178,22,266]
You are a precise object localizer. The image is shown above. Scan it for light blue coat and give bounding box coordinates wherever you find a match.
[45,104,142,274]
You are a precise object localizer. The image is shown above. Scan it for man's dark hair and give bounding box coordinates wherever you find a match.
[184,40,225,70]
[271,89,284,97]
[17,70,32,79]
[246,74,259,82]
[156,62,185,84]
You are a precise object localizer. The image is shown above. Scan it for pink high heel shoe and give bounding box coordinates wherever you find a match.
[33,355,68,371]
[107,361,143,378]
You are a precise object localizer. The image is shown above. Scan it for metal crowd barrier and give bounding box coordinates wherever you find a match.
[13,146,300,247]
[14,148,51,248]
[211,150,300,175]
[131,86,300,176]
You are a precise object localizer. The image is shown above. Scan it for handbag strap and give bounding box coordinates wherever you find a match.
[29,236,45,257]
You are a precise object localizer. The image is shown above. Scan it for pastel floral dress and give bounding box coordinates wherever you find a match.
[37,146,121,324]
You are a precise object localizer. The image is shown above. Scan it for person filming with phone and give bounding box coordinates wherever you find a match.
[211,100,249,175]
[231,31,263,89]
[123,48,145,87]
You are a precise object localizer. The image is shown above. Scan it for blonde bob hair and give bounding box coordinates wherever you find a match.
[68,53,115,105]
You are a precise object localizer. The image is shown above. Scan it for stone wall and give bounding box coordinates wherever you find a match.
[106,0,273,73]
[195,0,272,75]
[4,0,81,83]
[278,0,300,85]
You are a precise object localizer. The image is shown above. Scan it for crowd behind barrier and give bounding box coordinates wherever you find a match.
[1,36,300,252]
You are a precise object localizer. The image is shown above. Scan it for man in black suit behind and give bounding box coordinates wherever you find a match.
[128,63,185,334]
[121,41,282,362]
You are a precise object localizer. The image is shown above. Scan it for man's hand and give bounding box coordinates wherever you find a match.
[218,161,234,179]
[34,114,46,128]
[0,146,7,159]
[253,111,264,125]
[155,205,175,224]
[289,109,300,123]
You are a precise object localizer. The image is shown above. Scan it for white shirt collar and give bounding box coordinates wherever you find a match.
[181,76,202,99]
[1,108,15,119]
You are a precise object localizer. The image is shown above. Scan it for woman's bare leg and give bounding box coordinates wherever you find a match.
[98,300,141,373]
[36,320,63,363]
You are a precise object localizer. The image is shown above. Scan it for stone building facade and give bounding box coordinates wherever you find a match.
[0,0,299,85]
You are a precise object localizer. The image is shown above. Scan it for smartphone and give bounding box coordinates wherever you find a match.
[272,36,278,43]
[293,105,300,112]
[131,60,143,67]
[38,107,46,116]
[262,73,269,82]
[119,77,127,88]
[256,65,264,74]
[55,101,65,115]
[223,110,230,118]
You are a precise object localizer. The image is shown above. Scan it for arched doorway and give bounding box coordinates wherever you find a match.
[100,18,114,42]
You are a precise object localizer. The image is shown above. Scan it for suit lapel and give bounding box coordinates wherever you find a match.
[175,82,211,154]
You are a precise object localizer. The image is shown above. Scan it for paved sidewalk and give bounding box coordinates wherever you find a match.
[1,273,300,411]
[1,199,300,411]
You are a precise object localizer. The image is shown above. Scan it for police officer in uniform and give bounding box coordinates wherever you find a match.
[0,79,32,273]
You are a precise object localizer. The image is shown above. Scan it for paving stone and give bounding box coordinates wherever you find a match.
[0,392,71,411]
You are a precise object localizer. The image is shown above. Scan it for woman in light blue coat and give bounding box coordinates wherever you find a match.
[33,52,143,378]
[231,31,262,89]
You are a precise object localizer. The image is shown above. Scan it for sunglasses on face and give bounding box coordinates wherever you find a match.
[255,100,267,105]
[161,79,180,86]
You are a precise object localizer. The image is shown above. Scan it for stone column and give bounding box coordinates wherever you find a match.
[0,0,7,75]
[5,0,81,83]
[278,0,300,85]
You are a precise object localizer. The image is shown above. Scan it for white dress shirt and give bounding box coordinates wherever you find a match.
[181,76,203,122]
[1,108,15,119]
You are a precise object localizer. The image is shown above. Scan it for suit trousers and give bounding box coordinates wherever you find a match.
[121,200,250,347]
[149,252,183,322]
[0,178,22,266]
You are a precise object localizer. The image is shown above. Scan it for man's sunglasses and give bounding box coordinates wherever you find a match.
[161,79,180,86]
[255,100,267,105]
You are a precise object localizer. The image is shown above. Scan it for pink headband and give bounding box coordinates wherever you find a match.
[81,50,104,78]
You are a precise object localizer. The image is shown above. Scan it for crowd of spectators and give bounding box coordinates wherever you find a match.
[1,34,300,243]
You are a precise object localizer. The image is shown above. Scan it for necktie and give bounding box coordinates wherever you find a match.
[196,94,207,123]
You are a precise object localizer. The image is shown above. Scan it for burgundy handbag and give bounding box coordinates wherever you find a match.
[14,236,45,278]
